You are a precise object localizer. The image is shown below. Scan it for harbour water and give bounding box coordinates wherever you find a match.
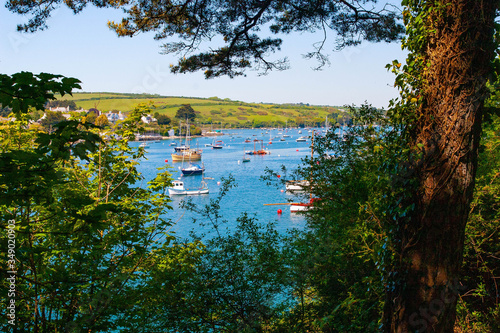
[134,128,320,239]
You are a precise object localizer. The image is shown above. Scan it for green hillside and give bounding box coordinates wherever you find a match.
[58,92,349,128]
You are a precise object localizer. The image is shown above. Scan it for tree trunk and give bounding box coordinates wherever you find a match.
[385,1,497,332]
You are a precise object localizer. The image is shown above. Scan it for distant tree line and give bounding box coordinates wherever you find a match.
[45,100,78,110]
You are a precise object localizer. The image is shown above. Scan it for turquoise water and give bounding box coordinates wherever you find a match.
[134,128,320,239]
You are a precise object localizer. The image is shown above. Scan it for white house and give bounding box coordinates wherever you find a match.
[49,106,70,112]
[105,111,126,122]
[141,114,157,124]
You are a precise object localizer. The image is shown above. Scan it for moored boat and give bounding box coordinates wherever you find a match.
[181,163,205,176]
[167,180,209,196]
[171,149,202,161]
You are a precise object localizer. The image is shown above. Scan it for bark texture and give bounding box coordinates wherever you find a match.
[385,1,498,332]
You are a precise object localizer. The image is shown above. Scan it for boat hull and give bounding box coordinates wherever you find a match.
[171,150,202,161]
[168,188,209,195]
[290,203,310,212]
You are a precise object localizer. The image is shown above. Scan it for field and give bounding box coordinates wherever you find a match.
[59,92,347,127]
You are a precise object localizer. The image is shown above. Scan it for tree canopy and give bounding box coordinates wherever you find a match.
[175,104,196,122]
[5,0,500,332]
[7,0,403,78]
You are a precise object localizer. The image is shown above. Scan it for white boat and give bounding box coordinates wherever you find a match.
[167,180,209,196]
[290,202,311,212]
[139,142,150,148]
[286,180,310,192]
[290,198,318,213]
[296,136,307,142]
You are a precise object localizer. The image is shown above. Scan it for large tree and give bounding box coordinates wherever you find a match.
[383,2,499,332]
[6,0,499,331]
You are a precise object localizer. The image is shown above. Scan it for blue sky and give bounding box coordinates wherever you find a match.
[1,4,407,108]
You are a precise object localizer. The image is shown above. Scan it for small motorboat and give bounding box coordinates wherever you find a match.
[167,180,209,196]
[181,163,205,176]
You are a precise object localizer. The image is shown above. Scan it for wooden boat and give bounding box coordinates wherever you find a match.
[167,180,209,196]
[171,149,202,161]
[245,140,270,155]
[172,120,202,161]
[181,163,205,176]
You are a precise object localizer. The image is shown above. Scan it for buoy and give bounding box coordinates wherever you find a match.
[217,181,221,186]
[165,159,168,163]
[296,149,299,151]
[277,209,282,214]
[277,175,281,178]
[281,189,284,193]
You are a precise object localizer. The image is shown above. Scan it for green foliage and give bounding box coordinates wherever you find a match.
[175,104,196,122]
[112,176,296,332]
[0,72,81,116]
[0,73,177,332]
[454,113,500,332]
[95,113,109,127]
[0,118,177,331]
[156,113,171,125]
[40,110,67,131]
[260,104,398,331]
[46,99,77,110]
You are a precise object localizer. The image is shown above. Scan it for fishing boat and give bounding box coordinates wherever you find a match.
[245,140,270,155]
[174,145,190,152]
[167,180,209,196]
[171,120,203,161]
[181,163,205,176]
[171,149,202,162]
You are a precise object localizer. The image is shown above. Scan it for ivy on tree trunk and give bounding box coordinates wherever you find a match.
[385,1,499,332]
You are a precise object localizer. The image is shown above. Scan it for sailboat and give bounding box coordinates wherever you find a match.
[245,140,270,155]
[290,130,316,213]
[212,138,223,149]
[171,120,202,162]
